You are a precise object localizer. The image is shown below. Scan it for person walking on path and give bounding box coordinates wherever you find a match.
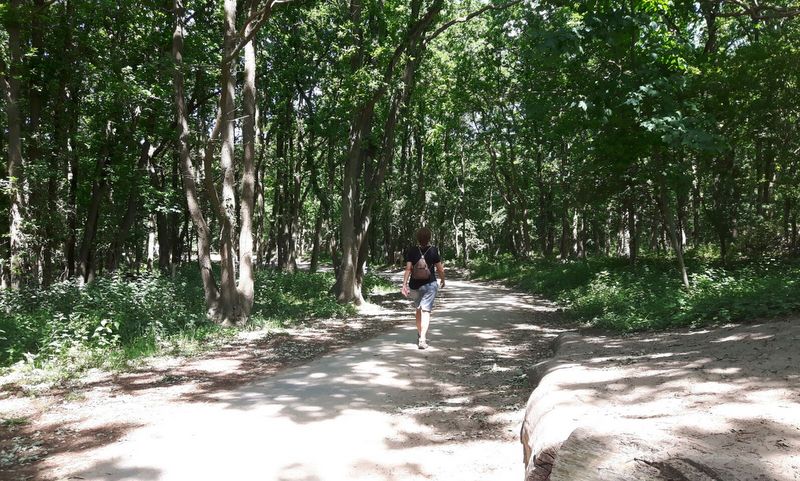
[401,227,446,349]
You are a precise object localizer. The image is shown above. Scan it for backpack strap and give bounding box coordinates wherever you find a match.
[419,246,431,260]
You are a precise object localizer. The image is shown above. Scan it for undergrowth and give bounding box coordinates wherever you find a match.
[470,255,800,332]
[0,267,391,372]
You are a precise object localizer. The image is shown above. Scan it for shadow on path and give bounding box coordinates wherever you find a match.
[48,278,570,481]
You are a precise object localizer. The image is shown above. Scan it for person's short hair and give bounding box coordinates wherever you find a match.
[416,227,432,246]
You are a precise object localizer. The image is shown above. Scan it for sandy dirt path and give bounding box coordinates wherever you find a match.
[14,277,564,481]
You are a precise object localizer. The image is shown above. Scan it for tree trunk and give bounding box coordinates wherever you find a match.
[627,198,638,264]
[265,181,279,267]
[309,132,335,271]
[336,107,370,304]
[334,0,443,304]
[310,213,323,273]
[284,128,302,274]
[559,207,570,260]
[172,0,219,315]
[30,0,47,286]
[170,162,183,271]
[2,0,27,288]
[253,133,269,267]
[657,173,690,288]
[690,157,702,247]
[238,4,258,317]
[77,144,111,284]
[108,133,152,273]
[335,0,369,303]
[217,0,240,323]
[156,208,171,272]
[66,96,80,279]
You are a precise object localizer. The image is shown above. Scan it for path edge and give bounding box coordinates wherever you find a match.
[519,331,583,481]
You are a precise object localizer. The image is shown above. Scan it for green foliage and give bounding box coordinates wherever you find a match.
[251,270,354,326]
[0,269,206,367]
[0,268,357,368]
[471,255,800,332]
[362,273,396,295]
[1,417,30,429]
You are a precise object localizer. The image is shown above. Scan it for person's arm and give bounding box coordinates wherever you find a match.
[402,262,412,297]
[436,261,445,288]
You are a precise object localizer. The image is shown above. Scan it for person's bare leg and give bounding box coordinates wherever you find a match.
[419,310,431,343]
[415,308,422,337]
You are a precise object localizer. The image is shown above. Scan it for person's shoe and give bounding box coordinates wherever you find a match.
[418,338,428,350]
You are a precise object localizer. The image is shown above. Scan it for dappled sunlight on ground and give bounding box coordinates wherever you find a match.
[524,319,800,481]
[1,274,571,481]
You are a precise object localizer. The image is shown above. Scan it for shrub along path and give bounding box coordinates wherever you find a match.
[0,275,565,481]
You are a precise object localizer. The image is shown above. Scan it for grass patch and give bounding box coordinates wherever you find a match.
[470,255,800,332]
[1,417,30,429]
[362,273,396,296]
[251,270,354,327]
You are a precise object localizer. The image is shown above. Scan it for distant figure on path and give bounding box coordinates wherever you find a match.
[401,227,446,349]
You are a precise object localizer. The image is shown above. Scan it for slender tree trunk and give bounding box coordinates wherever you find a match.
[282,126,301,274]
[170,161,182,271]
[66,98,80,279]
[545,191,555,257]
[460,148,468,264]
[108,133,152,273]
[238,4,258,317]
[266,182,279,267]
[29,0,47,285]
[657,169,690,288]
[275,104,292,271]
[218,0,240,323]
[254,135,268,266]
[287,162,302,274]
[147,216,156,270]
[2,0,26,288]
[627,197,638,264]
[690,158,702,246]
[559,207,570,260]
[156,208,171,272]
[310,213,323,273]
[172,0,219,315]
[77,142,112,284]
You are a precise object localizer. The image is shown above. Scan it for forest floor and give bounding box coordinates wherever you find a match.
[0,273,798,481]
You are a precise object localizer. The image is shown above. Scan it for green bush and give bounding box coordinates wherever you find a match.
[470,255,800,332]
[362,272,395,295]
[0,267,365,368]
[251,270,353,325]
[0,270,207,367]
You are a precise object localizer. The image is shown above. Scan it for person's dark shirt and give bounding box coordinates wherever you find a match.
[405,245,441,289]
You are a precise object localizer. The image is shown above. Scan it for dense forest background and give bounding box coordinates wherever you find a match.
[2,0,800,364]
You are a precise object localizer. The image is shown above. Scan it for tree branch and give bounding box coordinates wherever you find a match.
[426,0,523,43]
[717,1,800,19]
[223,0,299,64]
[383,0,443,86]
